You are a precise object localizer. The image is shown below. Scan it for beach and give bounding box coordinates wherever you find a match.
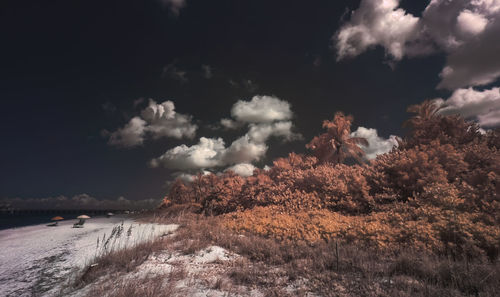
[0,216,177,297]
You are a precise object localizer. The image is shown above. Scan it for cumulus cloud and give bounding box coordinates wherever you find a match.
[223,135,268,165]
[107,117,147,148]
[1,194,160,210]
[247,121,303,143]
[457,9,489,35]
[335,0,420,60]
[225,163,256,177]
[437,16,500,89]
[351,127,399,160]
[107,99,197,148]
[231,95,293,123]
[141,99,197,140]
[335,0,500,89]
[151,136,267,171]
[150,137,226,170]
[152,95,301,173]
[435,86,500,127]
[158,0,186,15]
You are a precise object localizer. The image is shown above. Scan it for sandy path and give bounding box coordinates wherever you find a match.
[0,216,177,297]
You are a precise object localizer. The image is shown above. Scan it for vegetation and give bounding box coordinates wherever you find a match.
[162,101,500,261]
[77,101,499,296]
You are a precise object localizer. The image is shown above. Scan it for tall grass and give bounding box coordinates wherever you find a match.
[65,211,499,297]
[69,222,175,291]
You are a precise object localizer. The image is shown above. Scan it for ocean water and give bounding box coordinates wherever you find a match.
[0,213,105,230]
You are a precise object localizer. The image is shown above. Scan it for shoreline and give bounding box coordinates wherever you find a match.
[0,215,177,297]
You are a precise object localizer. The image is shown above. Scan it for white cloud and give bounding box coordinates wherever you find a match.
[225,163,256,177]
[335,0,500,89]
[107,117,147,148]
[247,121,303,143]
[158,0,186,15]
[351,127,399,160]
[141,99,197,139]
[223,135,268,164]
[437,16,500,89]
[478,109,500,126]
[170,170,212,184]
[231,95,293,123]
[150,137,226,170]
[435,86,500,127]
[220,118,243,129]
[335,0,420,60]
[1,194,160,210]
[107,99,197,147]
[153,95,301,174]
[457,10,488,35]
[151,135,267,171]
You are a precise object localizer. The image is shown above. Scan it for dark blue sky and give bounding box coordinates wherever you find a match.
[0,0,482,202]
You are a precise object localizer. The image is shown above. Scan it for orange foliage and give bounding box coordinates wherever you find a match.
[162,104,500,260]
[306,112,368,164]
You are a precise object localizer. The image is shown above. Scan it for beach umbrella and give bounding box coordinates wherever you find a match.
[74,214,90,228]
[49,216,64,226]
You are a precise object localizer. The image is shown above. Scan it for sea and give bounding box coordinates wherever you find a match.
[0,211,114,230]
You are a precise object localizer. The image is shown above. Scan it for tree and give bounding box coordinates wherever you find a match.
[401,100,482,149]
[306,112,368,165]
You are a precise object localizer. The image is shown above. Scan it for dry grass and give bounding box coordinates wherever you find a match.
[68,208,500,297]
[72,238,167,289]
[155,209,500,297]
[86,266,187,297]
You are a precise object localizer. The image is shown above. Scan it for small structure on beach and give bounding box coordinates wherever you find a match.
[73,214,90,228]
[106,212,114,218]
[47,216,64,227]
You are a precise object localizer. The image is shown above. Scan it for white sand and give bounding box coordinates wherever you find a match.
[0,216,178,297]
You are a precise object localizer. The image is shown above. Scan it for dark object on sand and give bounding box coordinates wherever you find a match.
[47,216,64,227]
[73,215,91,228]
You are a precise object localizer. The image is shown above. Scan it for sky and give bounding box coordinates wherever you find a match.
[1,0,499,209]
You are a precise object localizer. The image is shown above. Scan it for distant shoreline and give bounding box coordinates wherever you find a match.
[0,210,132,231]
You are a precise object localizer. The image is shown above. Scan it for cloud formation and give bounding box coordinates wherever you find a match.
[150,137,227,170]
[219,118,244,130]
[231,95,293,123]
[335,0,420,60]
[150,136,267,170]
[107,99,197,148]
[335,0,500,89]
[152,95,301,175]
[351,127,399,160]
[107,117,147,147]
[225,163,256,177]
[247,121,303,143]
[1,194,160,210]
[435,86,500,127]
